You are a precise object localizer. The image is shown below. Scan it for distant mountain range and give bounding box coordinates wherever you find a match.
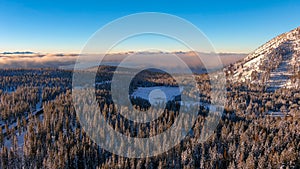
[1,51,35,55]
[226,27,300,90]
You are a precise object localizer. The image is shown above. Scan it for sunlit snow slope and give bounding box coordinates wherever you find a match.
[226,27,300,91]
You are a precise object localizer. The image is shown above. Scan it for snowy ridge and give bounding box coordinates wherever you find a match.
[227,27,300,90]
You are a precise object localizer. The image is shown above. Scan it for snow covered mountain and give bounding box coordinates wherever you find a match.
[226,27,300,91]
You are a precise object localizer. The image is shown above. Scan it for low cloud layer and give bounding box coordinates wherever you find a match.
[0,53,77,68]
[0,52,246,71]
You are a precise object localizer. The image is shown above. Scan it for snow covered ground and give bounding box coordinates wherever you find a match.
[266,54,293,91]
[4,131,25,151]
[266,111,286,117]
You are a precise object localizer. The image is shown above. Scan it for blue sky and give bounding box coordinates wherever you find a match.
[0,0,300,53]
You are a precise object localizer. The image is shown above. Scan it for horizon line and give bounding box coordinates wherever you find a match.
[0,50,250,55]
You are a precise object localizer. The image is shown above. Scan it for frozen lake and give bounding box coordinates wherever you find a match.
[131,86,223,112]
[131,86,181,105]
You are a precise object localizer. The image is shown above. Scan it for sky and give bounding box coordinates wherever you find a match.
[0,0,300,53]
